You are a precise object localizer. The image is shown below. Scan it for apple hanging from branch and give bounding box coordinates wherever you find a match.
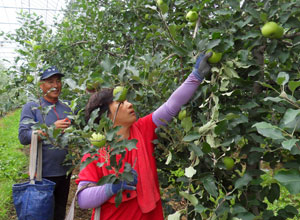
[113,86,128,102]
[207,49,223,64]
[90,132,106,148]
[261,21,284,39]
[185,11,198,22]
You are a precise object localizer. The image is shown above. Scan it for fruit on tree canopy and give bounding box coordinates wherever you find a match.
[223,157,234,170]
[261,21,284,39]
[26,75,34,83]
[90,132,106,147]
[156,0,164,7]
[113,86,128,102]
[207,49,222,64]
[178,109,187,120]
[186,11,198,22]
[274,26,284,39]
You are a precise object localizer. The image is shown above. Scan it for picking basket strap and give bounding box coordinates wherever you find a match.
[65,183,100,220]
[29,131,42,184]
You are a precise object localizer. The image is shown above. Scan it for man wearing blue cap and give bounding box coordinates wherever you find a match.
[19,66,72,220]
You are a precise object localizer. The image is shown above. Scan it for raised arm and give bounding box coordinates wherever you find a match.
[153,52,212,127]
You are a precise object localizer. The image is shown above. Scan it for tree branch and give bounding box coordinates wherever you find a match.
[252,45,266,95]
[284,32,300,39]
[192,14,201,39]
[158,10,176,45]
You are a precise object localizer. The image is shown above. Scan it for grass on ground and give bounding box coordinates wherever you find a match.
[0,109,27,220]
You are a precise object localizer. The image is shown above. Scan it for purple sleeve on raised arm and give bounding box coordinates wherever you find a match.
[77,181,113,209]
[153,73,201,127]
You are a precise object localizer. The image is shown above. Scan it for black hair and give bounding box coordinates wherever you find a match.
[85,88,114,124]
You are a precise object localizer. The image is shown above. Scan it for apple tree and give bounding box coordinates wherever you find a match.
[6,0,300,219]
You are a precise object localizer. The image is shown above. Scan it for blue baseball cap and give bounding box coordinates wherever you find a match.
[40,66,64,80]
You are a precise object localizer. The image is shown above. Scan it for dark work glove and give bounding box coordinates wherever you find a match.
[192,52,212,81]
[108,169,138,195]
[109,181,136,194]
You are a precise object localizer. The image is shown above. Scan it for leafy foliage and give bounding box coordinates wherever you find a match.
[4,0,300,219]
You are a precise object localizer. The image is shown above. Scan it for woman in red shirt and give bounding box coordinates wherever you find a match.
[76,52,212,220]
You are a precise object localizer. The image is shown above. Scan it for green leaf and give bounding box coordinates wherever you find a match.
[188,144,203,157]
[106,126,121,141]
[258,82,278,91]
[183,134,201,142]
[194,204,205,213]
[252,122,285,140]
[179,191,198,206]
[276,72,289,86]
[181,116,193,132]
[97,174,116,185]
[198,120,216,135]
[267,183,280,203]
[214,120,227,135]
[288,81,300,95]
[234,173,252,189]
[113,139,137,151]
[279,51,290,63]
[264,97,284,103]
[167,210,184,220]
[53,128,62,138]
[202,142,211,153]
[171,45,188,57]
[80,157,94,171]
[282,205,298,216]
[235,212,255,220]
[121,170,134,183]
[115,190,122,207]
[169,24,177,39]
[223,66,239,78]
[274,169,300,194]
[231,205,248,214]
[282,139,298,151]
[201,175,218,198]
[100,55,114,72]
[207,39,221,49]
[224,113,240,120]
[240,101,259,110]
[283,109,300,125]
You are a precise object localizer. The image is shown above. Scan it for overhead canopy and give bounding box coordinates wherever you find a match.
[0,0,67,65]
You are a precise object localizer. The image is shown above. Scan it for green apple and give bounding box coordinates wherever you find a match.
[186,11,198,22]
[26,75,34,83]
[207,49,222,64]
[223,157,234,170]
[113,86,128,102]
[90,132,106,147]
[156,0,164,7]
[274,26,284,39]
[178,109,187,120]
[261,21,283,39]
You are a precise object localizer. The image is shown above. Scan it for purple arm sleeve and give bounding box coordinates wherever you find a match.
[77,181,114,209]
[153,73,201,127]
